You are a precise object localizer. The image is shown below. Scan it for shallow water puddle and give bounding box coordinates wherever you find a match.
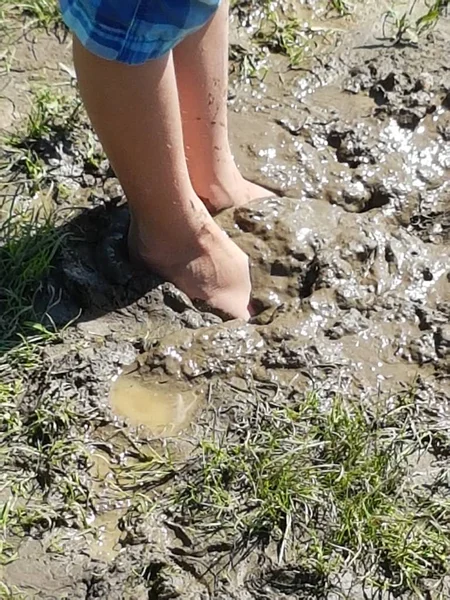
[110,370,202,436]
[88,508,125,562]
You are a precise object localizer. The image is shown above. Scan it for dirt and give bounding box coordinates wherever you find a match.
[0,24,73,132]
[1,2,450,599]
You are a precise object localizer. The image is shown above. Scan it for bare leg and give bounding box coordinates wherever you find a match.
[73,38,251,319]
[173,0,270,214]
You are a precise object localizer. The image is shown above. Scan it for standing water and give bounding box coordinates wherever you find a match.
[110,370,202,436]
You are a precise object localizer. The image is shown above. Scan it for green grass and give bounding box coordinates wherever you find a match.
[327,0,353,16]
[255,12,310,67]
[24,89,72,140]
[18,0,61,28]
[0,581,26,600]
[229,42,269,80]
[229,0,340,74]
[0,86,84,351]
[3,88,82,189]
[0,496,19,567]
[0,202,62,351]
[0,0,62,31]
[0,372,96,543]
[116,388,450,595]
[0,167,77,568]
[382,0,449,44]
[0,76,104,576]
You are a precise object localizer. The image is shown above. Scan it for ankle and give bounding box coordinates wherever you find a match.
[190,161,241,198]
[195,172,244,212]
[128,204,218,269]
[194,170,272,214]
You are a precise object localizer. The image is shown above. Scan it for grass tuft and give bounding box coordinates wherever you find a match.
[255,12,313,67]
[327,0,353,16]
[0,0,63,31]
[119,388,450,595]
[0,581,26,599]
[382,0,449,45]
[1,382,94,535]
[2,88,82,189]
[0,201,62,351]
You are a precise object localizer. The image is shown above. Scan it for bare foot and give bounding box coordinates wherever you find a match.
[128,211,251,320]
[197,171,273,215]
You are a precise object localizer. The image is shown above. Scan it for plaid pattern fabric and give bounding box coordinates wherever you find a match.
[60,0,221,64]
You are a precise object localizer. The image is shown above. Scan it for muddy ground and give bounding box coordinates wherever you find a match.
[1,1,450,599]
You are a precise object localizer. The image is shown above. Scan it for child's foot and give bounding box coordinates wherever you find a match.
[196,171,273,215]
[128,211,251,320]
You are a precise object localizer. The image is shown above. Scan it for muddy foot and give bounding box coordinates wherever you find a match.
[128,217,252,320]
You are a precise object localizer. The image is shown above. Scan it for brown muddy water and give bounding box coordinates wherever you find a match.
[1,1,450,599]
[110,368,203,436]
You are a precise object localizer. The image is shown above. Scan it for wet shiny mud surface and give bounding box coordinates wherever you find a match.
[1,2,450,599]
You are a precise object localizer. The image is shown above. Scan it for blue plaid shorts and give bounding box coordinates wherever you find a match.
[60,0,221,65]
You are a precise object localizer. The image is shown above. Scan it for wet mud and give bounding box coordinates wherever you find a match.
[1,2,450,599]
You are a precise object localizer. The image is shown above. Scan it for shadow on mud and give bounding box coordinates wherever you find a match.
[51,200,161,318]
[0,199,166,355]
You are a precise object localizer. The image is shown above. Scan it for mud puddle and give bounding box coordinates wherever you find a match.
[87,508,125,562]
[110,368,204,436]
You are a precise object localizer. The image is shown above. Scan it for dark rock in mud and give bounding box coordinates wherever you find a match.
[437,109,450,141]
[442,90,450,109]
[435,325,450,359]
[344,56,441,130]
[327,125,378,168]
